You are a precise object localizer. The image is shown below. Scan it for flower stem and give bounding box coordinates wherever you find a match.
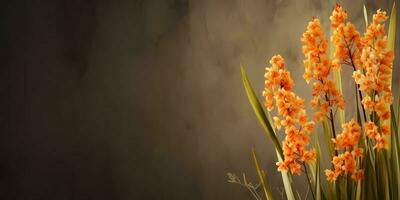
[347,47,371,148]
[303,163,316,200]
[324,93,338,156]
[345,41,368,123]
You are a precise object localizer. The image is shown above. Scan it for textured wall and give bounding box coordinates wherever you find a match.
[1,0,398,199]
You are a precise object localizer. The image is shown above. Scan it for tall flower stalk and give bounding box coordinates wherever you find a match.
[263,55,316,175]
[301,16,345,157]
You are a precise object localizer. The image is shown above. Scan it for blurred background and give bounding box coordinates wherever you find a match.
[1,0,399,199]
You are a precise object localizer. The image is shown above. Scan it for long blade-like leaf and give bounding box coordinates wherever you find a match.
[363,4,369,28]
[390,105,400,200]
[241,65,283,158]
[252,149,273,200]
[322,117,334,160]
[387,2,396,155]
[314,138,326,200]
[388,2,396,53]
[376,151,390,200]
[363,151,378,200]
[387,4,398,199]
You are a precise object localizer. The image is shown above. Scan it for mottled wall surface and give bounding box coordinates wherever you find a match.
[1,0,398,199]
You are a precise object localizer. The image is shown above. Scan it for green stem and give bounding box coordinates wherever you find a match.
[303,163,315,200]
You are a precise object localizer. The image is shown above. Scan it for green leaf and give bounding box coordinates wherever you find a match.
[326,183,335,200]
[363,4,369,28]
[314,138,326,200]
[386,1,400,139]
[376,151,390,200]
[390,106,400,158]
[355,180,362,200]
[333,69,345,125]
[337,176,348,200]
[241,65,283,158]
[322,117,334,160]
[388,3,399,199]
[252,149,273,200]
[388,2,396,55]
[390,105,400,200]
[363,151,378,200]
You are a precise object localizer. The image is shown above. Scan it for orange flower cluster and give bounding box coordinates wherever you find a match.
[352,9,394,149]
[325,119,364,182]
[263,55,316,175]
[365,121,389,150]
[302,18,345,122]
[330,4,362,67]
[330,3,348,28]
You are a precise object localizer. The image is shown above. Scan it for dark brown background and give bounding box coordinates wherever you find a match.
[1,0,398,199]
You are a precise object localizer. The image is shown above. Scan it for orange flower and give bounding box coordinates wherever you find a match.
[361,96,374,111]
[297,109,308,126]
[350,9,394,151]
[262,89,274,111]
[351,169,364,181]
[302,17,345,122]
[326,119,363,181]
[301,150,316,162]
[330,4,362,67]
[375,135,388,150]
[325,169,339,182]
[273,116,282,130]
[352,70,362,82]
[277,161,289,172]
[330,3,348,28]
[290,162,302,175]
[365,121,379,140]
[381,124,390,135]
[332,119,361,149]
[264,55,316,175]
[353,147,364,157]
[342,151,357,174]
[303,121,315,133]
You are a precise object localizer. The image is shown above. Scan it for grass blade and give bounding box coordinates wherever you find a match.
[388,2,396,54]
[322,117,334,160]
[363,4,369,28]
[252,149,273,200]
[390,106,400,200]
[333,69,345,125]
[387,4,399,199]
[387,1,396,154]
[376,151,390,200]
[314,138,326,200]
[363,151,378,200]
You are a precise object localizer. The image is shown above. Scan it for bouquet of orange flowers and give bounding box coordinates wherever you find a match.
[231,3,399,200]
